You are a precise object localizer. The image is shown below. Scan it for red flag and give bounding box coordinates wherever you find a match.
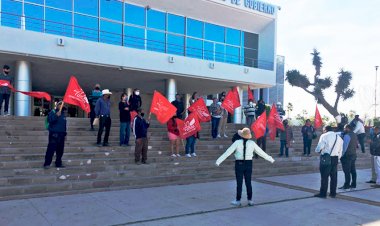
[130,111,138,121]
[251,111,267,139]
[314,105,323,128]
[267,103,284,140]
[63,76,91,113]
[150,91,177,124]
[188,98,211,122]
[176,113,201,139]
[0,80,51,101]
[222,87,241,114]
[0,80,15,91]
[248,86,254,101]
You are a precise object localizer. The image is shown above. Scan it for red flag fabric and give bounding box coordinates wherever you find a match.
[130,111,138,121]
[176,113,201,139]
[267,104,285,140]
[0,80,51,101]
[222,87,241,114]
[150,91,177,124]
[251,111,267,139]
[63,76,91,113]
[314,105,323,128]
[188,98,211,122]
[248,86,254,101]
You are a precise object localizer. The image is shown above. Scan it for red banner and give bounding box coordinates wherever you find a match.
[150,91,177,124]
[248,86,254,101]
[176,113,201,139]
[0,80,51,101]
[130,111,138,121]
[267,103,285,140]
[251,111,267,139]
[221,87,241,115]
[188,98,211,122]
[63,76,90,113]
[314,105,323,129]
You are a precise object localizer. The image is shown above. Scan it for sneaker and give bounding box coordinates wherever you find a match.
[97,143,102,147]
[217,134,221,138]
[329,194,336,198]
[176,154,181,157]
[142,161,149,165]
[230,200,241,206]
[366,180,376,184]
[43,165,50,170]
[171,154,177,157]
[4,111,10,116]
[313,193,327,198]
[350,185,356,189]
[338,185,350,190]
[248,200,254,206]
[103,143,109,147]
[186,154,191,158]
[192,153,197,157]
[224,134,228,138]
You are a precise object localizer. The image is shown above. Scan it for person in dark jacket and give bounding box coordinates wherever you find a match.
[89,84,102,131]
[301,119,315,157]
[369,126,380,187]
[119,93,131,146]
[129,88,142,112]
[133,109,150,164]
[43,101,67,169]
[255,99,266,118]
[339,124,358,190]
[0,65,13,115]
[171,94,185,119]
[279,120,293,157]
[95,89,112,147]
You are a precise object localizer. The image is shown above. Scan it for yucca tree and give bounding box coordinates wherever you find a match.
[286,49,355,117]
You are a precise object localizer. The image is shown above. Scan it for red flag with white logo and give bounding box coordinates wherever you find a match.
[267,103,285,140]
[248,86,254,101]
[176,113,201,139]
[0,80,51,101]
[188,98,211,122]
[222,87,241,115]
[314,105,323,129]
[251,111,267,139]
[63,76,91,113]
[150,91,177,124]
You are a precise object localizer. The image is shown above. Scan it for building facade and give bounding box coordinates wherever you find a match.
[0,0,279,122]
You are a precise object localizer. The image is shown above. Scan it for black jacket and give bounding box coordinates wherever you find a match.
[370,133,380,156]
[48,108,67,134]
[119,101,131,123]
[129,95,142,111]
[133,116,150,139]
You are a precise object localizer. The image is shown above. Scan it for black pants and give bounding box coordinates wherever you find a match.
[341,155,357,187]
[44,132,66,167]
[0,93,10,113]
[319,156,338,196]
[303,138,312,155]
[235,160,253,201]
[211,117,220,138]
[357,133,366,153]
[90,106,96,129]
[97,116,111,145]
[257,137,266,151]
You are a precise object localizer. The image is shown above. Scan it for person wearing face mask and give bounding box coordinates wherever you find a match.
[0,65,13,116]
[129,89,142,112]
[95,89,112,147]
[243,99,256,128]
[89,84,102,131]
[218,94,229,138]
[133,108,150,164]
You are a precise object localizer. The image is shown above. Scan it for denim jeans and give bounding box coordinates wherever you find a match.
[280,140,288,157]
[303,138,312,155]
[235,160,253,201]
[120,122,131,145]
[211,117,220,138]
[0,93,10,113]
[341,155,357,187]
[186,136,197,154]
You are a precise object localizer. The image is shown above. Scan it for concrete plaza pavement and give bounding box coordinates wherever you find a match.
[0,169,379,226]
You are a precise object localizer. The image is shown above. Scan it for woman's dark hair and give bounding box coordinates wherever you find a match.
[120,93,127,100]
[191,92,198,100]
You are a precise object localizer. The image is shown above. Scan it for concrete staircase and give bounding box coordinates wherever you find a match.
[0,116,372,201]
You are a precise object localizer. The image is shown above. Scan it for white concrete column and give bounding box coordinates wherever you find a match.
[126,88,133,99]
[233,87,243,124]
[166,78,177,102]
[14,61,32,116]
[184,93,191,117]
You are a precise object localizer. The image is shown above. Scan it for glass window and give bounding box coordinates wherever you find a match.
[100,20,122,45]
[203,41,214,61]
[167,14,184,34]
[147,10,165,30]
[243,31,258,49]
[74,0,98,16]
[45,8,72,37]
[205,23,224,43]
[226,46,239,65]
[244,48,257,67]
[124,25,145,49]
[167,34,184,56]
[25,3,44,32]
[186,38,202,59]
[125,3,145,26]
[147,30,165,52]
[226,28,240,46]
[215,44,225,62]
[74,14,98,41]
[100,0,122,21]
[46,0,72,11]
[25,0,44,4]
[1,0,22,28]
[186,18,203,38]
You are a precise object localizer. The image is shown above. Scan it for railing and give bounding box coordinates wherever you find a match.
[0,11,274,71]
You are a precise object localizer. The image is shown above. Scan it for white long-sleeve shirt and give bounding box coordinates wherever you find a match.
[216,140,275,166]
[353,121,365,134]
[315,131,343,158]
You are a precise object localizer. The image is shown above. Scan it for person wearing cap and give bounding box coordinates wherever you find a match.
[43,101,67,169]
[0,65,13,115]
[89,84,102,131]
[216,128,275,207]
[95,89,112,146]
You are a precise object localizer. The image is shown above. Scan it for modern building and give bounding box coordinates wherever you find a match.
[0,0,279,122]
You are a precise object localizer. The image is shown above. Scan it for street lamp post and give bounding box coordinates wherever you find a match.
[375,66,379,119]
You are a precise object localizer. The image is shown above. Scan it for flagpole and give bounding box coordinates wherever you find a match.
[59,101,64,112]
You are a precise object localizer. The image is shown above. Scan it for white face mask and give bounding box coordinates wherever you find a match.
[135,91,140,96]
[249,102,253,105]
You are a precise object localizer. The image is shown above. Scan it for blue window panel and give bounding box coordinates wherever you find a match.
[205,23,224,43]
[167,14,184,34]
[46,0,72,11]
[100,20,122,45]
[124,26,145,49]
[226,28,240,46]
[167,34,184,56]
[125,3,145,26]
[25,4,44,32]
[1,0,22,28]
[215,44,225,62]
[45,8,72,37]
[100,0,122,22]
[226,46,240,65]
[25,0,44,4]
[74,0,98,16]
[203,41,214,61]
[186,18,203,38]
[147,10,165,30]
[186,38,202,59]
[147,30,165,53]
[74,14,98,42]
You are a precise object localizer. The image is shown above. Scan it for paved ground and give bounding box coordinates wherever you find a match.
[0,169,379,226]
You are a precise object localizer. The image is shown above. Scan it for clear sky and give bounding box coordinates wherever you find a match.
[269,0,380,121]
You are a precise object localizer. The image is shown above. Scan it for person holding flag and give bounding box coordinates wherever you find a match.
[95,89,112,147]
